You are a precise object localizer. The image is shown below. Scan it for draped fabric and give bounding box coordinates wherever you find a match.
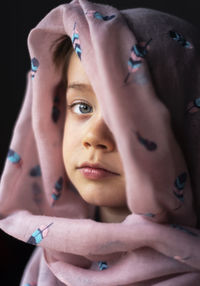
[0,0,200,285]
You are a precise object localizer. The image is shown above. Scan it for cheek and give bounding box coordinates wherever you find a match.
[62,119,72,169]
[62,118,81,171]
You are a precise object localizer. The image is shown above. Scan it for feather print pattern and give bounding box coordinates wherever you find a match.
[137,212,156,219]
[32,182,43,214]
[7,149,23,167]
[72,22,82,60]
[186,97,200,114]
[51,94,60,123]
[29,165,41,177]
[169,30,192,49]
[134,131,157,151]
[85,10,115,21]
[31,57,39,78]
[98,261,108,271]
[51,177,64,206]
[171,224,198,237]
[27,222,53,245]
[143,213,156,218]
[173,172,187,202]
[124,39,152,84]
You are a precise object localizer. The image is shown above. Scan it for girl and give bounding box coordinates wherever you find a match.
[0,0,200,285]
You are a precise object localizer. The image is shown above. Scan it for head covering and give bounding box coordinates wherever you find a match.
[1,0,200,285]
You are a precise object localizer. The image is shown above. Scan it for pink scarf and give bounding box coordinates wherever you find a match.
[1,0,200,285]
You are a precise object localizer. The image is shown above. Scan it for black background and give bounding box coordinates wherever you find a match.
[1,1,200,285]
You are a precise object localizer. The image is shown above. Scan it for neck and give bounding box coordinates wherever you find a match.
[99,205,131,223]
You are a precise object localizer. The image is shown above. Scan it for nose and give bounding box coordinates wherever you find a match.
[82,114,116,152]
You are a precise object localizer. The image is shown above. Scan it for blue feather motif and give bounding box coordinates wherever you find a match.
[173,172,187,202]
[51,177,64,206]
[94,12,115,21]
[72,22,82,60]
[135,131,157,151]
[7,149,23,167]
[186,97,200,114]
[124,39,152,84]
[85,10,115,21]
[31,57,39,78]
[169,30,192,48]
[194,97,200,108]
[32,182,43,207]
[171,224,198,237]
[27,222,53,245]
[143,213,156,218]
[52,94,61,123]
[29,165,41,177]
[98,261,108,271]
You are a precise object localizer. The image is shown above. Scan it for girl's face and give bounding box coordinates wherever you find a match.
[62,51,126,207]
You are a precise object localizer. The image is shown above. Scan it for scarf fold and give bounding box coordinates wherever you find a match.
[1,0,200,285]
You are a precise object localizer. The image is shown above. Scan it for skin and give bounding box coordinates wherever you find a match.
[62,51,131,223]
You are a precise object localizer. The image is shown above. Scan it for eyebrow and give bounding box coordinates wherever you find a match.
[66,82,93,92]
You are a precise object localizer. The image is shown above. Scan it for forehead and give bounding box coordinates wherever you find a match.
[67,52,90,86]
[67,82,93,93]
[67,52,93,93]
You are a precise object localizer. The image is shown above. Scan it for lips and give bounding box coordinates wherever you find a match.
[77,162,119,175]
[79,167,117,180]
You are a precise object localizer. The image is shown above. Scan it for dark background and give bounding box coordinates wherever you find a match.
[1,1,200,285]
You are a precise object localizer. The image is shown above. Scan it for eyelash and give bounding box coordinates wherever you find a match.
[67,101,93,115]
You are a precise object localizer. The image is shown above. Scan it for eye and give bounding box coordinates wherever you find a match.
[67,101,93,115]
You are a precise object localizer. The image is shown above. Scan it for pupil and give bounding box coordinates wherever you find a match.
[80,104,91,113]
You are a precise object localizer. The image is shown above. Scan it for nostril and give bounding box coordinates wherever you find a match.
[84,142,91,148]
[97,144,107,149]
[83,142,107,149]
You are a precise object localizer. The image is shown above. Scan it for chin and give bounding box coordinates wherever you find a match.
[71,179,126,206]
[79,194,125,208]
